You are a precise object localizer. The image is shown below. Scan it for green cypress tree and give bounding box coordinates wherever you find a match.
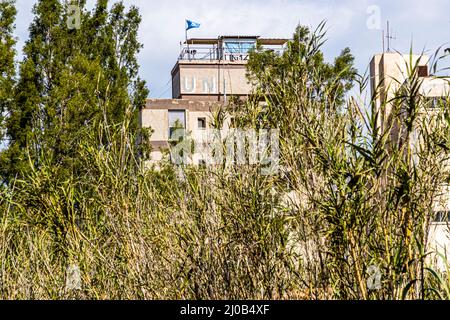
[1,0,148,181]
[3,0,63,180]
[0,0,17,182]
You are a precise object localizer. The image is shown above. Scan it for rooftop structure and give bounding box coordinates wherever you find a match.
[179,36,288,62]
[172,36,288,101]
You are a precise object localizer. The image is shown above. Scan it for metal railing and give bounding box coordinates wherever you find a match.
[179,47,219,61]
[178,46,285,62]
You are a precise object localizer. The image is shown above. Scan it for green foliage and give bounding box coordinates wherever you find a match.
[0,0,148,182]
[1,15,450,300]
[0,0,16,180]
[246,22,357,110]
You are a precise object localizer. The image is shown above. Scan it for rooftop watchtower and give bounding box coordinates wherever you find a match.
[171,36,288,101]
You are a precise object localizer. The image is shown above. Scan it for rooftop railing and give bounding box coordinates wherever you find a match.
[178,46,285,62]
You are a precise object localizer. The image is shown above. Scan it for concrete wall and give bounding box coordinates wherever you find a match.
[370,54,383,112]
[377,53,429,98]
[172,68,181,99]
[420,78,450,97]
[140,109,169,141]
[140,99,226,165]
[187,110,213,132]
[172,61,251,99]
[371,52,430,131]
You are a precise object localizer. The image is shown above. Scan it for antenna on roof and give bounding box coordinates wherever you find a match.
[386,21,396,52]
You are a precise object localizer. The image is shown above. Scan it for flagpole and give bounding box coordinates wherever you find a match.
[185,20,200,61]
[185,21,190,61]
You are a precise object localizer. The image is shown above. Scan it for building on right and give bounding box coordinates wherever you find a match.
[370,52,449,138]
[370,51,450,265]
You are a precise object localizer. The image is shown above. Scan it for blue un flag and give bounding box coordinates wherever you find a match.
[186,20,201,31]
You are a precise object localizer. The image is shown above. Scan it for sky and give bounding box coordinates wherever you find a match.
[13,0,450,98]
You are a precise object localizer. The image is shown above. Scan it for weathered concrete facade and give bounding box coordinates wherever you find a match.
[171,60,251,101]
[370,52,432,132]
[140,99,225,164]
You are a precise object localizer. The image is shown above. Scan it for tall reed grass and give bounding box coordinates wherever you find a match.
[0,29,450,300]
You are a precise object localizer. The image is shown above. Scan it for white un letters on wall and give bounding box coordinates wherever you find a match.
[182,76,218,94]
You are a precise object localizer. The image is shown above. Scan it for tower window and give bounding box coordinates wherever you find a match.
[168,110,186,138]
[418,66,429,77]
[198,117,206,129]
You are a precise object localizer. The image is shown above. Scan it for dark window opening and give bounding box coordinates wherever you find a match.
[418,65,429,77]
[198,117,206,129]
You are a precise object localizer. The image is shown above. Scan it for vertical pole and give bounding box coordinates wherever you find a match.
[224,78,227,103]
[387,21,390,52]
[186,27,190,61]
[218,39,222,101]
